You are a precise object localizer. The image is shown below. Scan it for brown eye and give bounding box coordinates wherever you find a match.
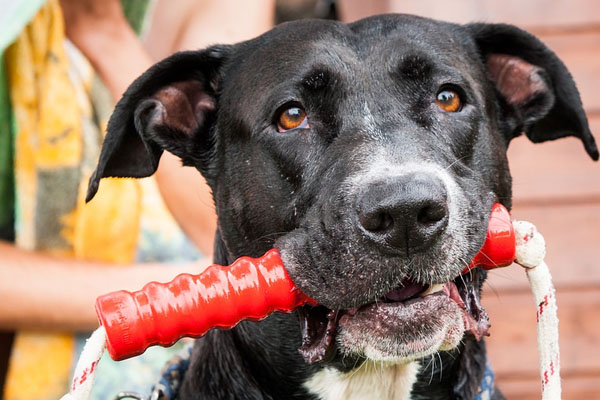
[277,106,308,132]
[436,89,462,112]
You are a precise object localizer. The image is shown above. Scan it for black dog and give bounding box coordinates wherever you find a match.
[87,14,597,400]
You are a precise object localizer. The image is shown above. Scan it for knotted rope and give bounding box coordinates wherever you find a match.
[513,221,561,400]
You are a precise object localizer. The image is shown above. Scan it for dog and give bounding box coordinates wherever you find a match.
[87,14,597,400]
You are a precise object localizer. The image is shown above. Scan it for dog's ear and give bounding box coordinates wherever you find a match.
[467,23,598,160]
[86,46,231,202]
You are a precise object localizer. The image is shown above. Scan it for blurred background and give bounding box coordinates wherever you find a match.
[0,0,598,399]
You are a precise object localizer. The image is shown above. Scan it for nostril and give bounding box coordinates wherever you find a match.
[359,212,394,232]
[378,213,394,231]
[417,203,447,225]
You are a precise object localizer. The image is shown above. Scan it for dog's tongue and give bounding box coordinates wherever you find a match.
[444,281,490,340]
[383,279,427,302]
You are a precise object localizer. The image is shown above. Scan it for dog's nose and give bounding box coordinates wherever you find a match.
[356,173,448,252]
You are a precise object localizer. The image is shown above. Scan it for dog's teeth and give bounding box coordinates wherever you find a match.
[420,283,445,297]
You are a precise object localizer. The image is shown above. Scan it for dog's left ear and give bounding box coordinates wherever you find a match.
[467,23,598,160]
[86,46,232,202]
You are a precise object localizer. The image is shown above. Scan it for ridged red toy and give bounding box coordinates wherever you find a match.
[96,203,516,361]
[461,202,516,274]
[96,250,317,360]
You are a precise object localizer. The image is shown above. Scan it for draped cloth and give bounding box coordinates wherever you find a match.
[1,1,200,399]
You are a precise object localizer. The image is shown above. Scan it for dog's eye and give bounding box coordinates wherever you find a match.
[436,89,462,112]
[277,106,309,132]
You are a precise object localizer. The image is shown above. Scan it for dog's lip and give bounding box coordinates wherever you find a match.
[297,271,489,364]
[298,307,341,364]
[343,274,490,339]
[296,281,437,364]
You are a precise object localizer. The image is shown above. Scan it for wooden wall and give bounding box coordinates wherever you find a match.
[339,1,600,398]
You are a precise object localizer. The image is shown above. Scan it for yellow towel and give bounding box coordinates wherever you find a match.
[4,2,141,399]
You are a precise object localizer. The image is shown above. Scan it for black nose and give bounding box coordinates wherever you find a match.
[356,173,449,252]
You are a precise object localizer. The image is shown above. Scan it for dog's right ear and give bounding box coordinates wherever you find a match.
[86,46,231,202]
[467,23,598,161]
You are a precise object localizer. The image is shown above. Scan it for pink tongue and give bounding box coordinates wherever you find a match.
[384,279,427,302]
[443,282,466,308]
[443,282,490,340]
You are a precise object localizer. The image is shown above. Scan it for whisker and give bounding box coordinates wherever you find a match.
[428,354,436,385]
[444,155,470,171]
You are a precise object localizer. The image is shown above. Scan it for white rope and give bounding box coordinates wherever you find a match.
[513,220,561,400]
[60,326,106,400]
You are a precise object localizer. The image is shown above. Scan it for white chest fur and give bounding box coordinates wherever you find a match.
[304,361,419,400]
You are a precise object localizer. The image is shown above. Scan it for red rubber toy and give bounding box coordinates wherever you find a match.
[96,202,516,361]
[461,202,516,274]
[96,250,317,360]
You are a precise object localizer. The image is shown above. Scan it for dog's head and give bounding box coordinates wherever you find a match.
[88,15,596,369]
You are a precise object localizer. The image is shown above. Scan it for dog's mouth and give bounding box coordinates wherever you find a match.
[297,269,489,364]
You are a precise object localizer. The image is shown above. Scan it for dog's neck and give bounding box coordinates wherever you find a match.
[305,361,419,400]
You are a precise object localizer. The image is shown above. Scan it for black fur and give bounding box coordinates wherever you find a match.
[88,15,596,399]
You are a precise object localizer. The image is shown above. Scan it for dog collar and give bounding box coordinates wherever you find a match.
[473,362,496,400]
